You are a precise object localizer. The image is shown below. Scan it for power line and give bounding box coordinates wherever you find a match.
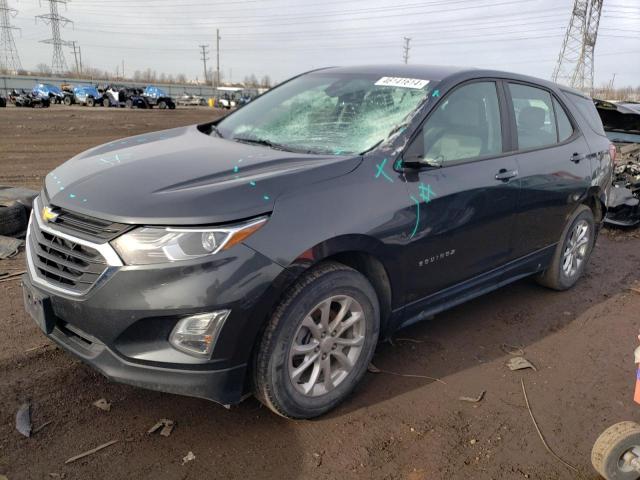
[552,0,604,92]
[78,31,567,54]
[36,0,74,74]
[63,0,534,29]
[0,0,22,73]
[68,8,569,39]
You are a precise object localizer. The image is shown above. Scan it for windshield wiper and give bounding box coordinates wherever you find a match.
[209,124,223,138]
[233,137,301,153]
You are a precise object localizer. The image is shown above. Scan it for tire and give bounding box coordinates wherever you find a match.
[536,205,595,291]
[158,100,167,110]
[103,97,110,108]
[592,422,640,480]
[63,96,72,106]
[86,97,95,107]
[168,101,176,110]
[253,261,380,419]
[125,99,133,109]
[0,202,27,236]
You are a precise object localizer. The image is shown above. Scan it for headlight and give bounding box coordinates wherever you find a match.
[111,217,267,265]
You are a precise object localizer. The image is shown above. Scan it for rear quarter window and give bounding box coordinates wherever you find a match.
[564,91,606,137]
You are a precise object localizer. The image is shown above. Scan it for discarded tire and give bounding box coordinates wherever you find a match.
[0,202,28,236]
[0,186,39,212]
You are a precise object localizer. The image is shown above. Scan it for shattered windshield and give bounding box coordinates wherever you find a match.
[216,72,434,155]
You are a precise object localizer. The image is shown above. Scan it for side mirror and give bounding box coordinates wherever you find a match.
[402,131,443,169]
[402,130,424,168]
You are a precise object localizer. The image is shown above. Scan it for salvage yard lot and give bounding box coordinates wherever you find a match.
[2,106,640,479]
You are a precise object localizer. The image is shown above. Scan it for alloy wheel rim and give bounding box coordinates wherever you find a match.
[288,295,365,397]
[562,219,589,278]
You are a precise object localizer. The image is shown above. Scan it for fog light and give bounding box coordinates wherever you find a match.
[169,311,230,357]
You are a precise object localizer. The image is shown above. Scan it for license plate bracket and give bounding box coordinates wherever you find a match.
[22,277,55,334]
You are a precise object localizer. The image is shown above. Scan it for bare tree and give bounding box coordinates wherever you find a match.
[260,75,271,88]
[35,63,52,75]
[243,74,259,87]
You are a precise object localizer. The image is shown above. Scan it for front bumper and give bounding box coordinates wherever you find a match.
[23,216,286,404]
[32,284,247,404]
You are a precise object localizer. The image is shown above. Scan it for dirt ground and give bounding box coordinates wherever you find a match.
[2,105,640,480]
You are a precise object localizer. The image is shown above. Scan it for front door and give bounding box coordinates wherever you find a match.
[400,80,520,312]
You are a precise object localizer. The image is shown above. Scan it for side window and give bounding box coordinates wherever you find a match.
[422,81,502,164]
[564,91,607,137]
[509,83,557,150]
[553,98,574,142]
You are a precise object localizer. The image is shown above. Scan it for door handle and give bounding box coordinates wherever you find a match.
[570,152,586,163]
[495,169,518,182]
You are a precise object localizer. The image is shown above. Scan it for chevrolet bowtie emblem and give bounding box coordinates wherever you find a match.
[42,206,59,223]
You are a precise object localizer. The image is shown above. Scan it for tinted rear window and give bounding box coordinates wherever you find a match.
[564,92,606,137]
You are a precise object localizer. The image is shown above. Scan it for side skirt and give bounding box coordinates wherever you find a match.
[393,245,556,332]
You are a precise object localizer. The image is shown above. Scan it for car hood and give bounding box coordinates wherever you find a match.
[45,125,361,225]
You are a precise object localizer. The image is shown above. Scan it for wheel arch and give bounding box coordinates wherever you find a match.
[275,234,399,339]
[583,185,606,224]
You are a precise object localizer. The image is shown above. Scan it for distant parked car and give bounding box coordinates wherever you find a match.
[217,92,236,109]
[32,84,65,104]
[112,87,149,109]
[64,85,103,107]
[178,92,206,106]
[11,89,50,108]
[142,86,176,109]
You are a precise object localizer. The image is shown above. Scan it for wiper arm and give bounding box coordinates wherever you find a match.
[233,137,294,152]
[209,124,223,138]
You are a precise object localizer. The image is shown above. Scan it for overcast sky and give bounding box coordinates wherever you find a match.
[7,0,640,86]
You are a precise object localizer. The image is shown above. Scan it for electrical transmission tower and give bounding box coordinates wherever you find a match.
[0,0,22,73]
[199,44,210,85]
[552,0,603,92]
[36,0,74,74]
[402,37,411,64]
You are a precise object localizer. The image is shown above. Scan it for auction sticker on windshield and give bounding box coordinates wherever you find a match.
[374,77,430,89]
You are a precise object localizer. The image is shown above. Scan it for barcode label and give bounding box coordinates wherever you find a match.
[374,77,430,89]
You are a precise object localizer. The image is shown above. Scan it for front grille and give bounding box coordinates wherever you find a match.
[29,216,108,294]
[50,207,131,242]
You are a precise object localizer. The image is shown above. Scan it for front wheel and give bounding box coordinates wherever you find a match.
[253,262,380,419]
[536,205,595,291]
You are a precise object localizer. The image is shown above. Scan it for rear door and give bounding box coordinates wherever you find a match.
[401,80,520,309]
[505,82,592,257]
